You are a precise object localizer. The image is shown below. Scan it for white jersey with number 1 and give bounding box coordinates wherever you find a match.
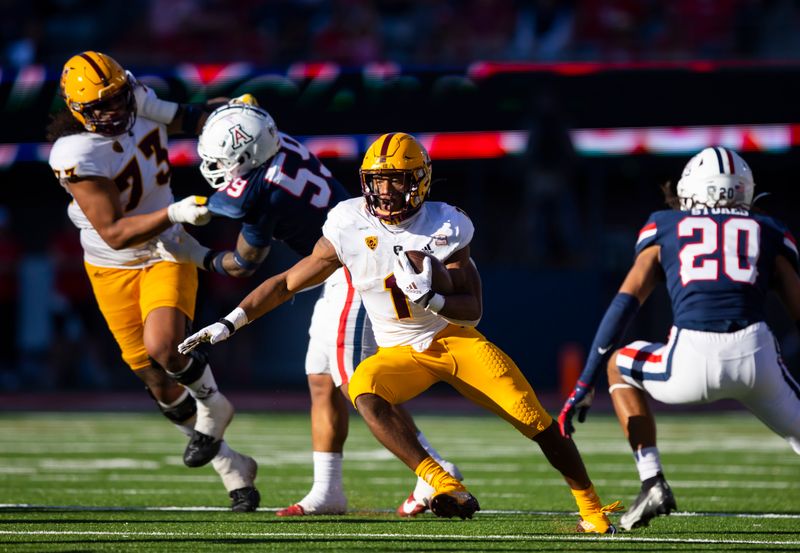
[322,198,474,350]
[49,117,179,269]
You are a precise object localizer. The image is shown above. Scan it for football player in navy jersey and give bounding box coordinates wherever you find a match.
[158,100,462,516]
[558,147,800,531]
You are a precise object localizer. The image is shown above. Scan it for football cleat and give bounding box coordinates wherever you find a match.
[183,430,222,467]
[276,504,305,517]
[429,489,480,520]
[230,487,260,512]
[211,449,259,512]
[276,493,347,517]
[576,500,623,534]
[397,492,429,517]
[397,459,463,518]
[620,478,677,531]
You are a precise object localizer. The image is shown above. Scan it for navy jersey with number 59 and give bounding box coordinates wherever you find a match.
[635,207,799,331]
[208,132,351,256]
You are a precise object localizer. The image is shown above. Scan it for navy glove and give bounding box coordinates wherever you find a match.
[558,380,595,439]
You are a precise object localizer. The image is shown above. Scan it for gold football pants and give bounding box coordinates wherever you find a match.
[85,261,198,370]
[349,325,552,438]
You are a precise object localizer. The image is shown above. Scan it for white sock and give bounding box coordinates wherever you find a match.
[298,451,346,511]
[633,446,663,481]
[182,365,221,401]
[416,430,443,462]
[311,451,343,493]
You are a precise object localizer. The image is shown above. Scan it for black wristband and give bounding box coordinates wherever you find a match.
[217,318,236,335]
[202,249,222,272]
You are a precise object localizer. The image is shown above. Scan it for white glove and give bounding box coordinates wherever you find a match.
[155,227,209,267]
[167,195,211,226]
[178,322,229,354]
[128,71,179,124]
[178,307,248,354]
[394,252,434,306]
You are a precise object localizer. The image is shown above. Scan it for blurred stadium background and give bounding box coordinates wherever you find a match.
[2,0,800,403]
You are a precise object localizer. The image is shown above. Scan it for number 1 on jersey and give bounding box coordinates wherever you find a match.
[384,274,412,319]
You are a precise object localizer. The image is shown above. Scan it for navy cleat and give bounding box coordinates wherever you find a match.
[620,477,677,531]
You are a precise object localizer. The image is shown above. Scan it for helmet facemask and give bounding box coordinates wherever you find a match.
[71,81,136,137]
[361,169,426,223]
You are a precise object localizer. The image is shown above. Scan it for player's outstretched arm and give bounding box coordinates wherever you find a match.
[559,246,660,438]
[178,237,342,354]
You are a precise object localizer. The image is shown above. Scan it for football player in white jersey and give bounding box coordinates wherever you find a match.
[179,132,621,532]
[47,51,259,511]
[157,100,463,517]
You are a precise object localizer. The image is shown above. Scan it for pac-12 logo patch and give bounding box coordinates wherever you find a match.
[365,236,378,250]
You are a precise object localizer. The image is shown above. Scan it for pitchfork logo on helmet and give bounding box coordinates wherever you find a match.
[676,147,755,211]
[360,132,432,223]
[197,103,280,189]
[60,51,135,136]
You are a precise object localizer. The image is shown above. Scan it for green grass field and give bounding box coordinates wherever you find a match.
[0,410,797,551]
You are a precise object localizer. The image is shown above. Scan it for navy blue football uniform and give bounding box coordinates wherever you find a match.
[208,133,351,256]
[635,207,799,332]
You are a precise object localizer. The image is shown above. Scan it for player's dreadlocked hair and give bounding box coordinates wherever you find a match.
[46,110,85,142]
[661,180,681,210]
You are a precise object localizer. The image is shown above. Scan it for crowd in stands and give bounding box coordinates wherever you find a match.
[5,0,800,68]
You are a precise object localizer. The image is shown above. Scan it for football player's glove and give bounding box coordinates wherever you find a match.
[155,227,209,267]
[558,380,594,439]
[178,322,230,354]
[167,195,211,226]
[394,252,434,307]
[178,308,248,355]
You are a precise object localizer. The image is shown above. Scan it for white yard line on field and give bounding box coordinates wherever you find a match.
[0,529,798,547]
[1,504,799,519]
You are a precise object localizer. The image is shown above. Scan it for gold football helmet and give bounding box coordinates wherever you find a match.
[60,51,135,136]
[360,132,432,223]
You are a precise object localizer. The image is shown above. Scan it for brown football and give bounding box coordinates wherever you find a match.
[404,250,455,294]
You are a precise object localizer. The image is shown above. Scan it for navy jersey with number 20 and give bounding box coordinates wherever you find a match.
[208,132,351,256]
[635,207,799,331]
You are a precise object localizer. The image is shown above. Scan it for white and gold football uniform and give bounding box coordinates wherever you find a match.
[323,197,552,438]
[322,197,473,351]
[49,117,179,269]
[49,117,196,370]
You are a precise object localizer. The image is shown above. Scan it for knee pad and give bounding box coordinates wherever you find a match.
[147,386,197,424]
[168,349,208,385]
